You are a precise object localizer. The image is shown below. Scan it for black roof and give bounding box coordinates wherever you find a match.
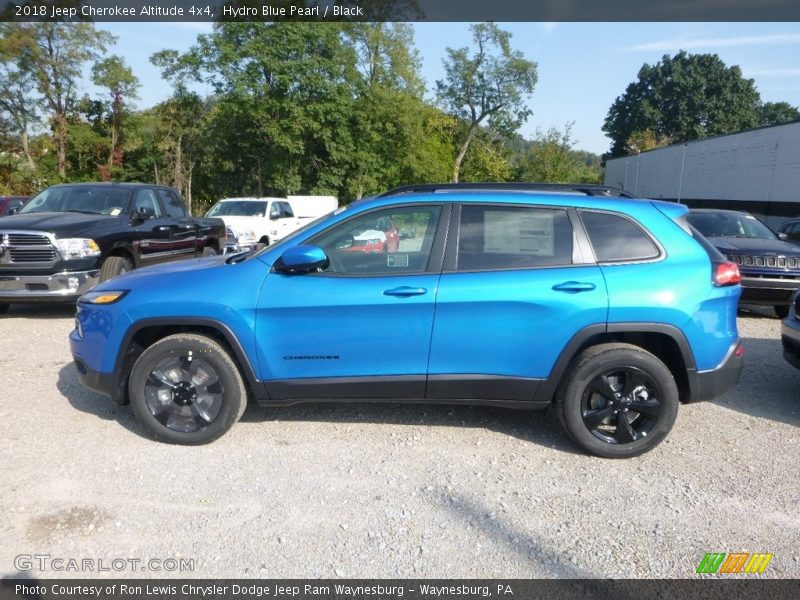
[378,182,636,198]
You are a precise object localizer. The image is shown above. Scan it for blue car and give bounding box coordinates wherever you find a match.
[70,184,744,458]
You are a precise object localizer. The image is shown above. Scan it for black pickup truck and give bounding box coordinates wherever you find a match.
[0,182,225,312]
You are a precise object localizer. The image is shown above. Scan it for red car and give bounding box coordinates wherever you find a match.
[340,216,399,253]
[0,196,30,217]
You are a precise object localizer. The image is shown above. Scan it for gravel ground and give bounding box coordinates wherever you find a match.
[0,304,798,579]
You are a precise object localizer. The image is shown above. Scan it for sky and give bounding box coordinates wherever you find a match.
[93,22,800,156]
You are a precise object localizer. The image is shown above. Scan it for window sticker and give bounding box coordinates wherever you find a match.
[387,254,409,268]
[483,210,554,255]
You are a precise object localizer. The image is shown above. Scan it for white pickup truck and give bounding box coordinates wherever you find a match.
[205,196,338,253]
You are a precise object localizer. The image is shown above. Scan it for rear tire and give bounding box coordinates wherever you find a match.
[555,343,679,458]
[128,333,247,444]
[99,255,132,282]
[774,305,789,319]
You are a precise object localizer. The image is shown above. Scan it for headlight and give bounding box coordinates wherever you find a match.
[78,290,127,305]
[56,238,101,259]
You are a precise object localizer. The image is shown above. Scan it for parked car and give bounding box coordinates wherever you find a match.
[781,288,800,371]
[70,183,743,458]
[776,217,800,245]
[206,196,338,253]
[338,215,399,254]
[686,208,800,318]
[0,183,225,313]
[0,195,30,217]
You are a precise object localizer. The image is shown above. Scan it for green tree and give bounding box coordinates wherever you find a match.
[0,39,41,170]
[603,51,761,158]
[758,101,800,127]
[517,124,601,183]
[436,23,537,182]
[92,55,140,172]
[3,23,115,178]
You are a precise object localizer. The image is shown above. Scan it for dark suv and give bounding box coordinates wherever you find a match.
[71,183,743,458]
[687,209,800,318]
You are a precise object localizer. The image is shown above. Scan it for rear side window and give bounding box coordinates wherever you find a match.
[457,205,573,271]
[159,189,187,218]
[580,210,659,263]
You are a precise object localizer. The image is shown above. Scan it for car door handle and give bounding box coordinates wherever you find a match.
[552,281,596,293]
[156,226,171,231]
[383,286,427,297]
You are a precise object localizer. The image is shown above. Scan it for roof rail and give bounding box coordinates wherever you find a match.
[378,182,636,198]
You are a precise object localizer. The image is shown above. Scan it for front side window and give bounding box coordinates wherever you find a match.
[456,205,573,271]
[581,210,660,263]
[132,189,163,218]
[309,206,441,275]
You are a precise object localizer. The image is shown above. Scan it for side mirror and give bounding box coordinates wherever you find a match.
[132,206,155,222]
[7,205,20,216]
[269,211,281,221]
[778,232,789,241]
[273,245,329,274]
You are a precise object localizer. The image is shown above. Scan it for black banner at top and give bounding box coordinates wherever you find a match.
[1,0,800,22]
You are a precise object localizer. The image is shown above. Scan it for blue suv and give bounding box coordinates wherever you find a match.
[70,184,744,458]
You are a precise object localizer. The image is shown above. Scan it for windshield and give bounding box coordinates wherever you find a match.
[207,201,269,217]
[686,212,777,240]
[20,187,131,216]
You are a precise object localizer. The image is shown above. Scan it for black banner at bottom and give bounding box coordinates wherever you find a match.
[1,579,799,600]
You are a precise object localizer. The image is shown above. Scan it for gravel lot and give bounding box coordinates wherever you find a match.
[0,304,798,579]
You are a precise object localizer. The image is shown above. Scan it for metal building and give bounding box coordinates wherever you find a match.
[603,120,800,228]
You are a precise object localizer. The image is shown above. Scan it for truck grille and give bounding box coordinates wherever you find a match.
[0,231,58,265]
[726,253,800,270]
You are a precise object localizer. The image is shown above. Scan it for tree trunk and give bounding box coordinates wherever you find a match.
[20,129,35,170]
[453,122,479,183]
[110,92,123,168]
[56,112,67,178]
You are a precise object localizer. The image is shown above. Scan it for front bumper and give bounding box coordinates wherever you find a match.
[72,356,126,405]
[685,339,744,402]
[739,276,800,306]
[0,269,100,302]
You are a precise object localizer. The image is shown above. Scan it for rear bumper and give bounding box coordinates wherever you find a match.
[0,269,99,302]
[685,339,744,402]
[740,276,800,306]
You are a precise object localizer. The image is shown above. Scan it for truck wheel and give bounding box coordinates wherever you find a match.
[128,333,247,444]
[99,256,132,282]
[202,246,217,257]
[0,304,9,315]
[555,343,679,459]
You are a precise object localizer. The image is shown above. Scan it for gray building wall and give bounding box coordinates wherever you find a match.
[604,121,800,226]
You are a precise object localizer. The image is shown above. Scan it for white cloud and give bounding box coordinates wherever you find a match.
[745,67,800,77]
[622,33,800,52]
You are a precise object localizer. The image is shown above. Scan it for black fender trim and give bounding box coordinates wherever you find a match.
[115,317,268,402]
[533,322,698,403]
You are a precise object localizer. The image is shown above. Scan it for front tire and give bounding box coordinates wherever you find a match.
[99,255,132,282]
[555,343,679,458]
[128,334,247,444]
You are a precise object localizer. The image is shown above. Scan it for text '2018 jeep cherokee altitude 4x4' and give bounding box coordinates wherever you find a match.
[70,184,744,458]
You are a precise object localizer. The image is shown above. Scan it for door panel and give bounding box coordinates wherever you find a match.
[130,189,173,266]
[255,204,446,399]
[428,265,608,382]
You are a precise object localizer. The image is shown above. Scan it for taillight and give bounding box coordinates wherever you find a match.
[713,261,741,286]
